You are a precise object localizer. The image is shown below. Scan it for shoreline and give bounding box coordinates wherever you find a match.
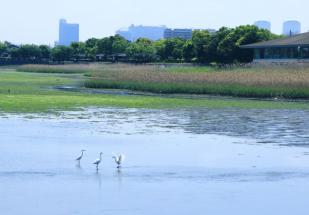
[55,86,309,103]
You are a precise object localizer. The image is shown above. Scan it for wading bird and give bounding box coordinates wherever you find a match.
[112,154,124,169]
[76,150,86,163]
[93,152,103,171]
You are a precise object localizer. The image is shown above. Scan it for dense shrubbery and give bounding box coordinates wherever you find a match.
[0,25,279,64]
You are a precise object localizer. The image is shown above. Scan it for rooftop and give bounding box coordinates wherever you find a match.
[242,32,309,48]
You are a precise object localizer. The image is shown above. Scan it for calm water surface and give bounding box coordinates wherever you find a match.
[1,108,309,215]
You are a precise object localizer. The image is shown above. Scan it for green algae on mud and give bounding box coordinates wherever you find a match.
[0,70,84,94]
[1,94,309,113]
[1,69,309,112]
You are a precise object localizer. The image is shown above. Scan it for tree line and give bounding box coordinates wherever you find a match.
[0,25,279,64]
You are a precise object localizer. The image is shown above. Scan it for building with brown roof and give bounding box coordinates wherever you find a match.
[242,32,309,62]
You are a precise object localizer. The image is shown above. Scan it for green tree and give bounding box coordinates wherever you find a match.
[171,38,185,62]
[39,45,51,59]
[85,38,99,49]
[164,38,185,62]
[153,39,165,61]
[0,42,7,56]
[112,35,129,54]
[154,38,185,62]
[96,35,129,60]
[85,38,99,60]
[207,27,232,63]
[126,38,156,63]
[70,42,86,61]
[51,46,73,62]
[10,44,41,61]
[192,30,212,63]
[183,40,195,62]
[97,37,113,60]
[217,25,279,63]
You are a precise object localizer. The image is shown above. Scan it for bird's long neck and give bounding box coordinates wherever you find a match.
[81,151,84,157]
[100,154,102,160]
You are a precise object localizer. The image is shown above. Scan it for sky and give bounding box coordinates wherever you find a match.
[0,0,308,45]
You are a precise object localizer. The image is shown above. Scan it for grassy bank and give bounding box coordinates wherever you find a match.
[2,66,309,112]
[0,70,83,95]
[16,64,101,74]
[83,64,309,99]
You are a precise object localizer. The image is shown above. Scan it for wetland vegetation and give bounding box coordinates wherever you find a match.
[0,63,309,112]
[84,64,309,99]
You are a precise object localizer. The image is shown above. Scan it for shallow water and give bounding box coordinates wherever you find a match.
[1,108,309,215]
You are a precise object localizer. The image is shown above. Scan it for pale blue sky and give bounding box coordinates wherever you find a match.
[0,0,308,44]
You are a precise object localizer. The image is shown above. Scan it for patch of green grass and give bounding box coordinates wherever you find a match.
[1,94,309,113]
[1,68,309,113]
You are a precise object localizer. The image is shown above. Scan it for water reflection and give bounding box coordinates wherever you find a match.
[94,171,103,188]
[1,107,309,148]
[75,163,82,170]
[1,107,309,215]
[115,168,123,190]
[4,107,308,147]
[182,109,309,146]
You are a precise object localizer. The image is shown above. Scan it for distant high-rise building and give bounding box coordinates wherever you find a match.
[164,28,216,40]
[58,19,79,46]
[283,20,301,36]
[164,28,193,40]
[254,21,271,31]
[116,25,166,41]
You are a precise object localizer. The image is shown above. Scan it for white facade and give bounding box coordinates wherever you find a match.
[254,21,271,31]
[283,21,301,36]
[116,25,166,41]
[58,19,79,46]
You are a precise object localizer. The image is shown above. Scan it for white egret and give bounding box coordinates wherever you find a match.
[93,152,103,170]
[76,150,86,163]
[112,154,125,168]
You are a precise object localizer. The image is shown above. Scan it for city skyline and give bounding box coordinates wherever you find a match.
[0,0,308,44]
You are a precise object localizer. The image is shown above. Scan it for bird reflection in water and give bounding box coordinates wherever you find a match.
[115,167,123,189]
[75,162,82,169]
[95,171,103,188]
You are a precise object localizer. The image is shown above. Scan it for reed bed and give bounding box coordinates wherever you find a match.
[17,63,309,99]
[84,64,309,99]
